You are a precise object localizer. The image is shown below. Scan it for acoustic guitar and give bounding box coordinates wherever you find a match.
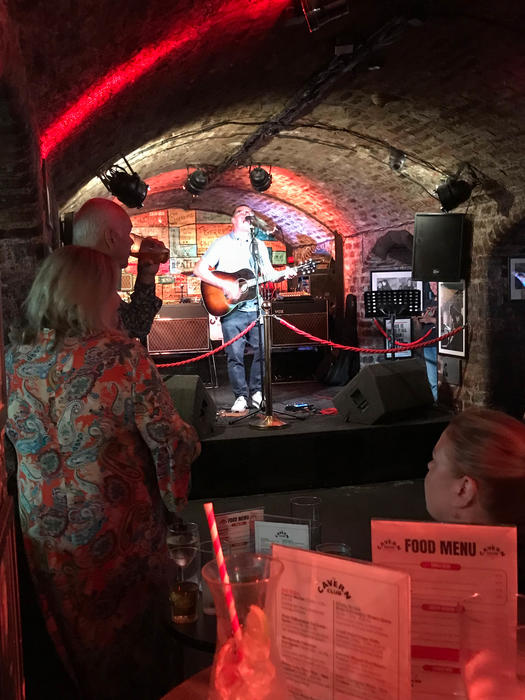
[201,260,317,317]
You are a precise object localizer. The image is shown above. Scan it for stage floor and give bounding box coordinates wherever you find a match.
[155,350,452,499]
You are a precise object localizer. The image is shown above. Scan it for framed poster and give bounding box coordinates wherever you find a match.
[509,257,525,301]
[370,269,423,297]
[385,318,412,358]
[272,250,287,266]
[438,281,466,357]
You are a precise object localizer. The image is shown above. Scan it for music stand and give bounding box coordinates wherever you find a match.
[364,290,421,358]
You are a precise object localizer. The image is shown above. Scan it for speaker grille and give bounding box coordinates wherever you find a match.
[147,318,209,354]
[271,311,328,347]
[412,213,465,281]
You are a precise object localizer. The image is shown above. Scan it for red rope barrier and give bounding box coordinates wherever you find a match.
[154,315,465,368]
[372,317,433,347]
[275,316,465,353]
[155,319,257,368]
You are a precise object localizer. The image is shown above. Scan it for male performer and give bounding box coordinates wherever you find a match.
[73,197,164,343]
[193,204,297,412]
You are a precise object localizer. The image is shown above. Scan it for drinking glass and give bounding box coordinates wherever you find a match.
[315,542,352,557]
[200,539,231,615]
[459,593,525,699]
[202,553,289,699]
[289,495,322,549]
[168,544,200,623]
[129,233,170,264]
[167,519,200,552]
[167,520,201,623]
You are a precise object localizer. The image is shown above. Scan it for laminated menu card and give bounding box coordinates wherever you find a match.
[272,543,411,699]
[216,507,264,552]
[371,519,517,699]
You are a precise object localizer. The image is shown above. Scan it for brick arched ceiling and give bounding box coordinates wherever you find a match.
[10,0,525,241]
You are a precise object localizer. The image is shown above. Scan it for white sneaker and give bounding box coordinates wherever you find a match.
[251,391,263,409]
[231,396,248,412]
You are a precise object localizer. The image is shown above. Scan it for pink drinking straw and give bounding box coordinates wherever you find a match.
[204,502,243,647]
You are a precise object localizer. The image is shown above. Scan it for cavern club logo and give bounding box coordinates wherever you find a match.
[317,577,351,600]
[274,530,290,540]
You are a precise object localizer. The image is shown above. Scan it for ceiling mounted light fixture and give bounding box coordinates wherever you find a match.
[184,168,208,196]
[300,0,351,32]
[98,156,149,208]
[249,165,272,192]
[389,147,406,172]
[436,162,478,212]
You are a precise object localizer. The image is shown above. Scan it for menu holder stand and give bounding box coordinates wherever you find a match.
[254,513,312,554]
[364,290,421,358]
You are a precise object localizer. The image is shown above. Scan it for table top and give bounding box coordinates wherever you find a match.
[169,480,430,653]
[162,667,211,699]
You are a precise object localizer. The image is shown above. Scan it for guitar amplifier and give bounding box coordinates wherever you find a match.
[148,304,210,354]
[271,298,328,347]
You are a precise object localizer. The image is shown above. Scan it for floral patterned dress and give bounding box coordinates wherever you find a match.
[6,329,201,699]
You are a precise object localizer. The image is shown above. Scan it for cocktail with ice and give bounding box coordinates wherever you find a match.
[202,502,288,700]
[202,555,288,700]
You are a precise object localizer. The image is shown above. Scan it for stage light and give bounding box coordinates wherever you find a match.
[300,0,350,32]
[389,148,406,172]
[249,165,272,192]
[98,156,149,208]
[436,177,474,212]
[184,168,208,196]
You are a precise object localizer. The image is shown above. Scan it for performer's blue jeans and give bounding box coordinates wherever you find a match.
[424,345,438,402]
[221,310,264,399]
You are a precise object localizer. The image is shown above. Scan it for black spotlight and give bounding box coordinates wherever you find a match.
[98,156,149,209]
[436,177,474,212]
[184,169,208,196]
[249,165,272,192]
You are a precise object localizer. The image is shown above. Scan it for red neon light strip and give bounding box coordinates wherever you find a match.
[40,0,286,159]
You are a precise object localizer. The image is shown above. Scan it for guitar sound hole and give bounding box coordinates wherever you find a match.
[238,279,248,293]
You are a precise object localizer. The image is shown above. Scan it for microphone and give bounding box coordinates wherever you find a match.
[245,214,274,231]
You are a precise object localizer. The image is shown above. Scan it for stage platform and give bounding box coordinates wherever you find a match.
[156,351,452,501]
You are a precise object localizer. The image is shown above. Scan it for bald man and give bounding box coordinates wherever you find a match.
[73,198,163,343]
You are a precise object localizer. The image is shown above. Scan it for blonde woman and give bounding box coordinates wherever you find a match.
[6,246,201,699]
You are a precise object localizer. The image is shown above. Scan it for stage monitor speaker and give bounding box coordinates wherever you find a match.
[271,299,328,347]
[147,317,209,354]
[164,374,217,439]
[333,358,433,425]
[412,213,466,281]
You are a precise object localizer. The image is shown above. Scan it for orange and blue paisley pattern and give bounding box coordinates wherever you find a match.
[6,329,201,699]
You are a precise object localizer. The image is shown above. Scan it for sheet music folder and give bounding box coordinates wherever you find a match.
[364,289,421,318]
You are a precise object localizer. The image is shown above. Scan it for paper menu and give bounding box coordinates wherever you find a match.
[215,507,264,552]
[371,520,517,698]
[272,543,411,699]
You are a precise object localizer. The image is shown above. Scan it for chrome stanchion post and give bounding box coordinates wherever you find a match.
[249,300,288,430]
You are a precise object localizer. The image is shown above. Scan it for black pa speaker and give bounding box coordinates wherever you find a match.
[412,213,467,281]
[164,374,217,439]
[333,358,434,425]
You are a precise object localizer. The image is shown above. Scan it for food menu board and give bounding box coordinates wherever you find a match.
[272,544,411,699]
[371,519,517,699]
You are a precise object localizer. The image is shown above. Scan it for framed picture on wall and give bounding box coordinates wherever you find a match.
[508,257,525,301]
[370,269,423,298]
[384,318,412,359]
[438,281,466,357]
[272,250,287,266]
